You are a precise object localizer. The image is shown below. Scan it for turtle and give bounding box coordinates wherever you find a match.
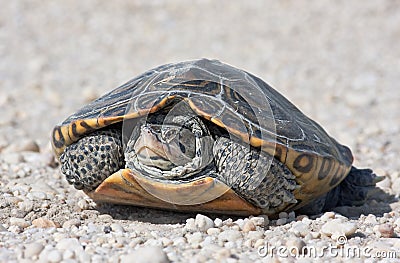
[51,58,380,216]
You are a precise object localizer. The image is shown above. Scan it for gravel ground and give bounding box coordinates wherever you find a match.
[1,1,399,262]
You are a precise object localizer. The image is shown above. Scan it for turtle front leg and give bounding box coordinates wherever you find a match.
[59,129,124,191]
[213,137,298,215]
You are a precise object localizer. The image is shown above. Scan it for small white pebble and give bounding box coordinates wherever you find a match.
[364,214,378,225]
[194,214,214,232]
[206,228,221,235]
[250,216,267,226]
[394,218,400,227]
[24,243,44,259]
[218,230,242,242]
[242,220,256,232]
[202,236,214,246]
[184,218,196,232]
[247,231,264,241]
[9,217,30,228]
[310,231,320,239]
[62,219,81,228]
[291,221,308,237]
[254,239,265,248]
[377,223,395,238]
[321,219,357,237]
[63,249,74,260]
[187,232,202,247]
[18,200,34,212]
[214,218,223,227]
[223,218,234,226]
[77,199,89,210]
[224,241,236,249]
[27,191,47,200]
[286,238,306,254]
[160,237,172,247]
[47,249,62,263]
[244,239,252,248]
[173,237,186,246]
[120,246,169,263]
[110,223,125,233]
[235,218,245,229]
[98,214,113,221]
[8,225,22,233]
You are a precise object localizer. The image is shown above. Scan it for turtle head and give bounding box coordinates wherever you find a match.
[125,107,214,181]
[133,124,196,170]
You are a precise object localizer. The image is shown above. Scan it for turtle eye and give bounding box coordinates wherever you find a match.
[161,127,178,142]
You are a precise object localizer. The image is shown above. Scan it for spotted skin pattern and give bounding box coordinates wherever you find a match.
[214,137,298,214]
[60,130,124,190]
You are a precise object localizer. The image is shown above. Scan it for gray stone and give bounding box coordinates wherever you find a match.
[278,212,288,219]
[0,224,7,232]
[276,218,287,225]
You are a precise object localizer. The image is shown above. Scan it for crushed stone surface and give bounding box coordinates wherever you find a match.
[1,1,399,262]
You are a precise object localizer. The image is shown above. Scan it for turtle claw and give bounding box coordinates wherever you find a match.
[373,175,385,184]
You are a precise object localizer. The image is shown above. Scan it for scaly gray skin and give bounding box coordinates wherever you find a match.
[60,129,124,191]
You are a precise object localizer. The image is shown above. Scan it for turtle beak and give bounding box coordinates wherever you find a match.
[132,126,175,170]
[134,126,170,159]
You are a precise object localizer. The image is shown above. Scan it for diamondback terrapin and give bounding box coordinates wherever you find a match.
[51,59,379,216]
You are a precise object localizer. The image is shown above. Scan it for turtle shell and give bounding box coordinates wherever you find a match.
[52,59,353,212]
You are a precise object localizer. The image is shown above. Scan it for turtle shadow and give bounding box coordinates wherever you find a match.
[95,188,396,224]
[330,188,396,218]
[95,203,239,224]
